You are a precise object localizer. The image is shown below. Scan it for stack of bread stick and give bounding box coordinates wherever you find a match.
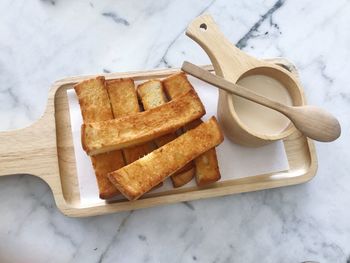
[74,73,223,200]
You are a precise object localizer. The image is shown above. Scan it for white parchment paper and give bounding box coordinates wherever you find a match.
[67,76,289,204]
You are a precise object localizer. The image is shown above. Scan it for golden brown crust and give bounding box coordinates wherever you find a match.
[153,132,177,147]
[184,118,203,130]
[108,117,224,200]
[137,80,178,148]
[137,79,195,187]
[137,80,167,110]
[185,120,221,186]
[74,76,124,199]
[106,78,140,117]
[171,166,195,188]
[163,73,221,186]
[194,148,221,186]
[74,76,113,123]
[106,78,154,164]
[83,89,206,155]
[154,132,195,187]
[163,72,193,99]
[122,143,155,164]
[91,152,125,199]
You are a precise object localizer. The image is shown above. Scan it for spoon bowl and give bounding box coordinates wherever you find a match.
[285,105,341,142]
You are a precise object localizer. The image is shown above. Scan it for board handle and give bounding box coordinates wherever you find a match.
[186,14,262,81]
[0,118,57,178]
[0,124,39,176]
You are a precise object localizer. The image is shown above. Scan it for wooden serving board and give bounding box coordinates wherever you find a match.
[0,58,317,217]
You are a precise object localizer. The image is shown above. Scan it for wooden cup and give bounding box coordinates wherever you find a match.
[186,14,305,147]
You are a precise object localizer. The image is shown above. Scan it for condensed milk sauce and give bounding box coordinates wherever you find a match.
[232,75,293,135]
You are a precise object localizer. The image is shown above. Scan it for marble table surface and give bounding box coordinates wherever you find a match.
[0,0,349,262]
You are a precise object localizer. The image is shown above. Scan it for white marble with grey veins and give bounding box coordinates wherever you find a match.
[0,0,349,262]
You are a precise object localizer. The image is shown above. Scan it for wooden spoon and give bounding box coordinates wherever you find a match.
[182,61,341,142]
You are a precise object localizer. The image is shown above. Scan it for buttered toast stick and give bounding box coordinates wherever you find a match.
[90,152,124,199]
[82,89,205,156]
[137,80,195,187]
[183,119,220,186]
[163,73,221,186]
[108,117,224,200]
[74,77,124,199]
[106,79,154,164]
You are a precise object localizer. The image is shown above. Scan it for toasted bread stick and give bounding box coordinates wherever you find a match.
[137,80,168,110]
[82,89,205,155]
[107,78,162,189]
[162,72,194,98]
[163,73,221,186]
[74,76,124,199]
[91,152,124,199]
[184,119,221,186]
[74,76,113,123]
[171,168,195,188]
[106,79,154,164]
[108,117,224,200]
[137,80,195,187]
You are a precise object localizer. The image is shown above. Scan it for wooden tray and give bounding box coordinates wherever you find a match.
[0,58,317,217]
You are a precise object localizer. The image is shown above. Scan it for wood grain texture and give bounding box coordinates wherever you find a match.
[182,62,341,142]
[186,14,306,146]
[0,59,317,217]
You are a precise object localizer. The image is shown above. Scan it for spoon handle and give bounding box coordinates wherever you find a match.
[181,61,289,114]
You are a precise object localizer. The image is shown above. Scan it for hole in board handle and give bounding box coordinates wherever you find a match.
[200,23,207,31]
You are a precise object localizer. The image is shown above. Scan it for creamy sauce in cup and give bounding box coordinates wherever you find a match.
[232,75,293,135]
